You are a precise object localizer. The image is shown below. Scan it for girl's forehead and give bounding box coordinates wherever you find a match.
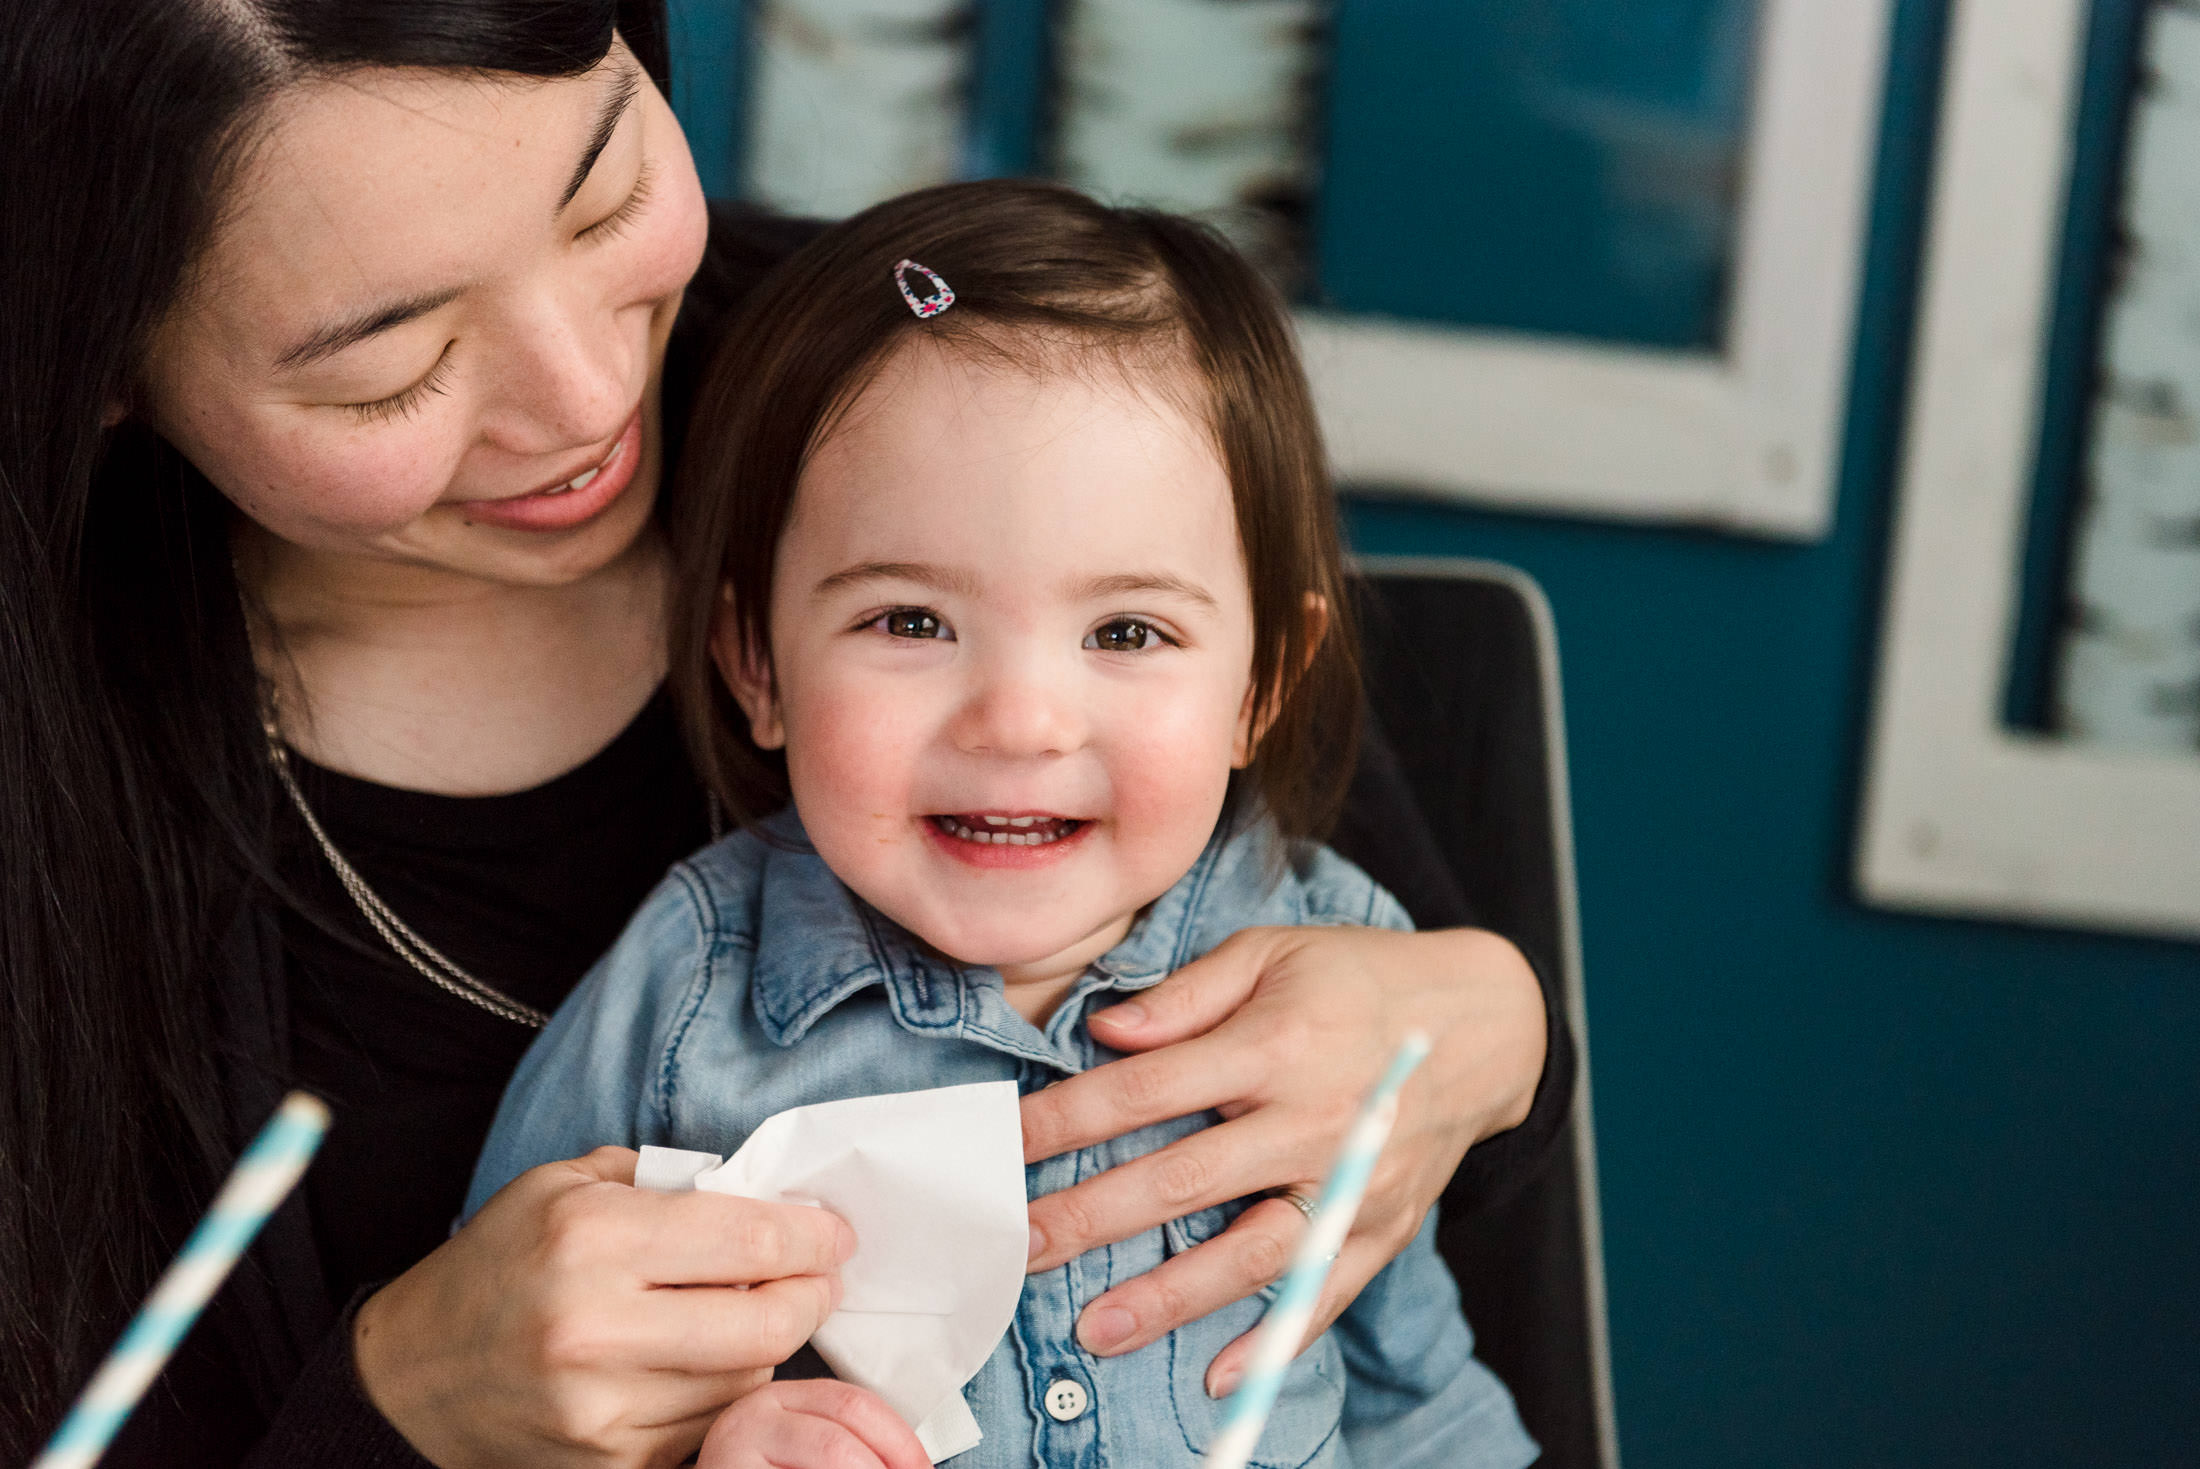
[785,339,1245,585]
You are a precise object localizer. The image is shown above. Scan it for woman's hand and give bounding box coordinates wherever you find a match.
[695,1381,931,1469]
[1020,924,1545,1396]
[353,1147,855,1469]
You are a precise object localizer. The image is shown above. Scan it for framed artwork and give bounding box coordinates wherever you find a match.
[670,0,1892,540]
[1858,0,2200,938]
[1298,0,1891,539]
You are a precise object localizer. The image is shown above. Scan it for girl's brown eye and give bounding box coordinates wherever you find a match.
[884,608,943,639]
[1088,618,1159,652]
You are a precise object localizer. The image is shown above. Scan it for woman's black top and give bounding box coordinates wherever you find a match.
[107,205,1575,1468]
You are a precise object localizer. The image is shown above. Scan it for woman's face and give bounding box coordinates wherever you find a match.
[139,40,709,587]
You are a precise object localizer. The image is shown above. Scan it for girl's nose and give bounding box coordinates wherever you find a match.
[950,654,1086,758]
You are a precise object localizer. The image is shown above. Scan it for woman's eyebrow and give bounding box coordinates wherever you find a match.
[556,61,643,214]
[272,62,644,372]
[274,286,464,372]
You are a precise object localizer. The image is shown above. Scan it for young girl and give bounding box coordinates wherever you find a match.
[466,180,1537,1469]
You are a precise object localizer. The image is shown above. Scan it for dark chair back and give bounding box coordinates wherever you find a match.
[1351,556,1618,1469]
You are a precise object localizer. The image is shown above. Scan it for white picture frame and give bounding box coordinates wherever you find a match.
[1858,0,2200,939]
[1296,0,1892,540]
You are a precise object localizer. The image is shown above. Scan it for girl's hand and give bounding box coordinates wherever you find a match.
[1020,924,1544,1396]
[353,1146,855,1469]
[695,1381,931,1469]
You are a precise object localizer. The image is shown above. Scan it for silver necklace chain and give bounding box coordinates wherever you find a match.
[264,719,552,1030]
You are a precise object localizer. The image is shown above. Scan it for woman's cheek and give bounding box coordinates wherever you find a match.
[248,419,464,541]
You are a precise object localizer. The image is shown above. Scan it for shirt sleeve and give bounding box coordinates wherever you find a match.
[461,866,717,1221]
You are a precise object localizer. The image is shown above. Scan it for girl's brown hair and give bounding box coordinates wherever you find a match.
[668,178,1358,839]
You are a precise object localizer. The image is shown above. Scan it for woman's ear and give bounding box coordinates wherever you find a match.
[709,587,786,750]
[1232,591,1330,768]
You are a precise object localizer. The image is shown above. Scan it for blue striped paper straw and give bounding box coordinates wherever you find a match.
[33,1092,331,1469]
[1205,1032,1431,1469]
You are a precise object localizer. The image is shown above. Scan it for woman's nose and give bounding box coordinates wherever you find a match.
[950,653,1086,759]
[482,286,637,455]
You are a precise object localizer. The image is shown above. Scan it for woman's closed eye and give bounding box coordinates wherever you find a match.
[578,159,658,244]
[866,606,954,640]
[1085,617,1176,654]
[342,344,456,425]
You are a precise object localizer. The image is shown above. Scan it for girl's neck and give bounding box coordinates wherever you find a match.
[988,913,1138,1027]
[238,523,670,796]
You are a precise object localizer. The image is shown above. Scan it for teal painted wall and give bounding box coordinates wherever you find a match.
[1347,3,2200,1463]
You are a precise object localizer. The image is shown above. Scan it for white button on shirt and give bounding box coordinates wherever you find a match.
[1042,1378,1089,1422]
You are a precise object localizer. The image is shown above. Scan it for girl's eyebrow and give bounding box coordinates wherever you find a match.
[814,561,979,597]
[1074,572,1217,609]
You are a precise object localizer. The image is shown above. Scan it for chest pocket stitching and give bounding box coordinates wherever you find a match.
[1164,1314,1345,1469]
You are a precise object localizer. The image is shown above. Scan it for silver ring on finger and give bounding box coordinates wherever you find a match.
[1268,1187,1319,1224]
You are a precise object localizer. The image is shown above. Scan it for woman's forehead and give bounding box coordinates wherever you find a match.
[178,58,629,359]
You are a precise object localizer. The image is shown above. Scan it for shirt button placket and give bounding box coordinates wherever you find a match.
[1021,1113,1102,1468]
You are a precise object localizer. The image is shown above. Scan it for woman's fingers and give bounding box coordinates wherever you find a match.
[630,1189,857,1287]
[642,1272,844,1375]
[357,1146,864,1469]
[1081,927,1283,1052]
[1020,1026,1266,1167]
[1068,1194,1310,1358]
[1027,1108,1326,1272]
[1199,1233,1394,1400]
[526,1152,854,1291]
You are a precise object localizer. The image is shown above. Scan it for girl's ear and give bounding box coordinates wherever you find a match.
[709,587,786,750]
[1232,591,1330,768]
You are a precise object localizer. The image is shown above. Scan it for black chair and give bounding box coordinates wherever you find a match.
[1350,556,1618,1469]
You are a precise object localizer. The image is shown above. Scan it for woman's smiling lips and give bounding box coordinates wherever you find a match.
[452,407,643,532]
[927,812,1093,869]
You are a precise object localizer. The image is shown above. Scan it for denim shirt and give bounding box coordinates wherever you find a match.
[466,810,1538,1469]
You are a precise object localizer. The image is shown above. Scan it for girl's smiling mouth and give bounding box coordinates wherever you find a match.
[928,813,1092,866]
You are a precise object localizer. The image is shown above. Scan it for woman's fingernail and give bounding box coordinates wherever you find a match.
[836,1220,859,1264]
[1028,1224,1047,1262]
[1077,1305,1137,1354]
[1104,1000,1146,1029]
[1208,1362,1244,1399]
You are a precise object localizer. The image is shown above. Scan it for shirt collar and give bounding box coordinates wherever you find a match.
[745,805,1297,1051]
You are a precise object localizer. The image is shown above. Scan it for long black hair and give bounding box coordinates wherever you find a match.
[0,0,669,1450]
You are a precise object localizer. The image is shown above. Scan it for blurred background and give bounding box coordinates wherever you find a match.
[658,1,2200,1464]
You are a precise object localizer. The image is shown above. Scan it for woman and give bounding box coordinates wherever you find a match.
[0,2,1567,1465]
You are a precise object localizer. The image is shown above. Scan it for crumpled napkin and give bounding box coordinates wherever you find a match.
[635,1081,1028,1462]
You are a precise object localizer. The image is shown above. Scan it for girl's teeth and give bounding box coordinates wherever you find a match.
[938,816,1075,846]
[565,466,600,492]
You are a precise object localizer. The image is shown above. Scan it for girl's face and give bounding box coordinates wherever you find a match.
[139,40,708,588]
[720,338,1264,999]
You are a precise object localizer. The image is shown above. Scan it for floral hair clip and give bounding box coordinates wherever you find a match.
[893,258,955,319]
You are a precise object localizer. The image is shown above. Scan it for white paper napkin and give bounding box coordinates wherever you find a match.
[635,1081,1028,1462]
